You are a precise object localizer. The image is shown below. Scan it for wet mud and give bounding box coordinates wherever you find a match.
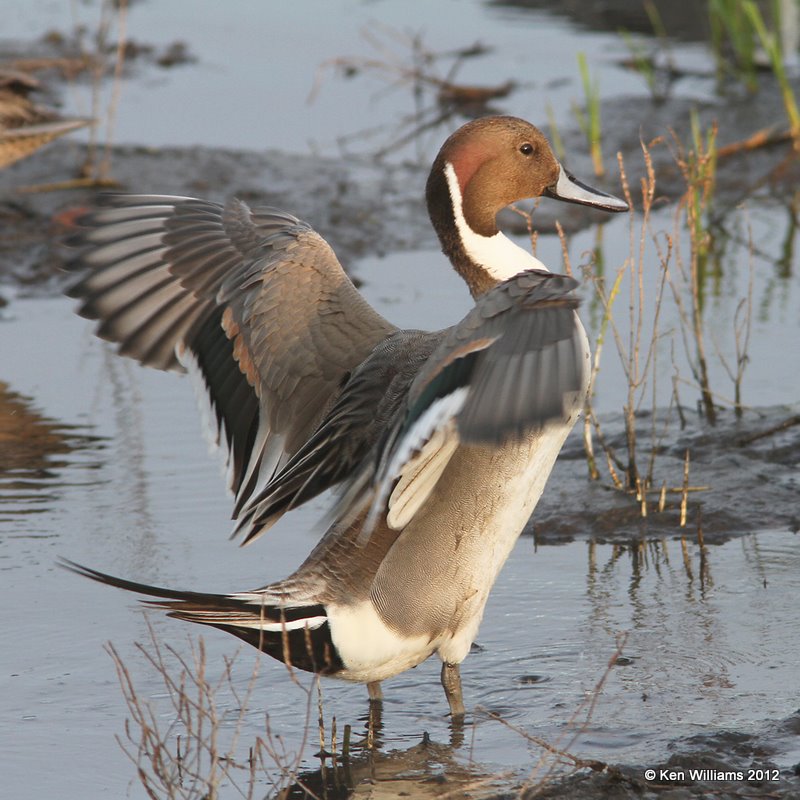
[535,404,800,545]
[273,709,800,799]
[528,710,800,799]
[0,133,636,296]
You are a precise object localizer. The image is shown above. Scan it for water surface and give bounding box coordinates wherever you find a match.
[1,1,799,797]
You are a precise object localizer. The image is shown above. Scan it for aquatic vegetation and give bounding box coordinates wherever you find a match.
[621,0,799,154]
[579,118,763,517]
[711,0,800,146]
[619,0,675,103]
[710,0,760,90]
[619,29,659,98]
[669,111,724,425]
[710,0,799,142]
[581,142,677,509]
[741,0,800,143]
[572,51,604,177]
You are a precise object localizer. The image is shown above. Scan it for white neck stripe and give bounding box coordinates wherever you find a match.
[444,162,549,280]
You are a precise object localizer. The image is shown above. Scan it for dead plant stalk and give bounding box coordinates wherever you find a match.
[106,618,319,799]
[670,119,719,423]
[584,141,666,500]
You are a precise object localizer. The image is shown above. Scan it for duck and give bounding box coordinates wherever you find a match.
[61,115,628,717]
[0,68,91,169]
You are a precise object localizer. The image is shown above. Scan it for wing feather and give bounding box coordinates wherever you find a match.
[232,329,440,544]
[65,194,396,525]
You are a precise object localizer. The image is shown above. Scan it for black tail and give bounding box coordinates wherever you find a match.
[59,558,344,675]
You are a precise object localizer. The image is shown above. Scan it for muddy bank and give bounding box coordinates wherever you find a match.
[530,710,800,799]
[490,0,715,43]
[0,132,634,295]
[0,139,431,292]
[3,86,799,297]
[275,709,800,799]
[534,403,800,545]
[532,734,800,799]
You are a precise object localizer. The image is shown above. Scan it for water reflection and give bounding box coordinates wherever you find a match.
[578,532,798,728]
[0,379,100,527]
[283,731,496,800]
[97,351,161,575]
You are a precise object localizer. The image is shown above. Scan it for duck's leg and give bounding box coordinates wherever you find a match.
[366,682,383,748]
[440,662,465,718]
[367,681,383,703]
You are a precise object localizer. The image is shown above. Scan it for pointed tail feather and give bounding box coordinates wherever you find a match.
[58,558,344,674]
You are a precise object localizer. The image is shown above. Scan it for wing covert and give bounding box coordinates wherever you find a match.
[333,269,588,539]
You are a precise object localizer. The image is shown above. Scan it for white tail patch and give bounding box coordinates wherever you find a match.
[233,615,328,633]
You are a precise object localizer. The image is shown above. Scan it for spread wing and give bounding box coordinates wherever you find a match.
[64,194,396,527]
[332,269,588,538]
[233,328,441,544]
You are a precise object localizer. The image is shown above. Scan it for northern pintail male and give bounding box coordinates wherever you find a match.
[63,116,628,717]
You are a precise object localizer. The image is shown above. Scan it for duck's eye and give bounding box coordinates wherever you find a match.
[519,142,534,156]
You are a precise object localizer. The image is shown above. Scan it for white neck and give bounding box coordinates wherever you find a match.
[444,162,549,281]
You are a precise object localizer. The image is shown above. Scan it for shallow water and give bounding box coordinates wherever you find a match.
[1,293,798,798]
[6,0,652,156]
[2,1,800,798]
